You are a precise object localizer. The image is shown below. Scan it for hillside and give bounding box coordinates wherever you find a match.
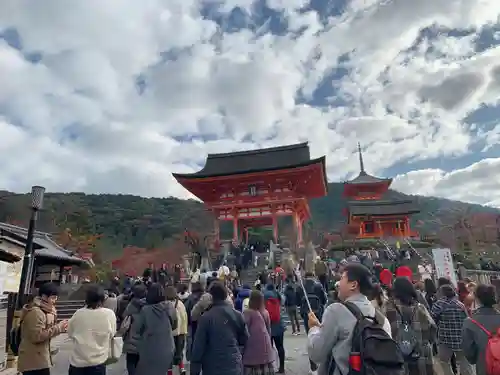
[0,184,498,257]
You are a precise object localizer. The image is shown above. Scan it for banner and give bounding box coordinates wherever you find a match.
[432,248,457,287]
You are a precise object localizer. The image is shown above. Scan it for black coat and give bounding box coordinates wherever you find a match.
[190,302,248,375]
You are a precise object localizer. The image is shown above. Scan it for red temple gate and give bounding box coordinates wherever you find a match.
[173,142,327,246]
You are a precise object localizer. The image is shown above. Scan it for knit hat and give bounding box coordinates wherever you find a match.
[395,266,412,280]
[379,269,393,287]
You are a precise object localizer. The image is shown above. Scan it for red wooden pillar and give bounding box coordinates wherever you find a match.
[232,216,239,243]
[297,216,303,245]
[214,218,220,244]
[294,211,303,246]
[404,217,410,236]
[272,215,278,243]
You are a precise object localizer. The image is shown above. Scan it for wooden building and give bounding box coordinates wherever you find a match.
[0,222,86,370]
[344,144,420,239]
[173,142,328,246]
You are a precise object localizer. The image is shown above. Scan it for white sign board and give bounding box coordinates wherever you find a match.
[432,248,457,287]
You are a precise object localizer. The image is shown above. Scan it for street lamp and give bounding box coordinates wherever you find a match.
[7,186,45,369]
[16,185,45,308]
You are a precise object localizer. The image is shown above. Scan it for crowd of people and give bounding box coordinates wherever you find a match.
[12,252,500,375]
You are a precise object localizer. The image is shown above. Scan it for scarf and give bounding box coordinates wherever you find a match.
[32,296,57,316]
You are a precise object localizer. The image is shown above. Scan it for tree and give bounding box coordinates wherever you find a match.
[423,207,499,260]
[55,228,105,265]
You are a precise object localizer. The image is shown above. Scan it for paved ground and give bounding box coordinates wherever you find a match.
[3,332,311,375]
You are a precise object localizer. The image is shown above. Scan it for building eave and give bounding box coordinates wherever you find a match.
[0,223,87,265]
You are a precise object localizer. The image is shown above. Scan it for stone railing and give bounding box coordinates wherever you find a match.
[458,267,500,284]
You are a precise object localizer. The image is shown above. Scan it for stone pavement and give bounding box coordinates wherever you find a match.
[1,332,310,375]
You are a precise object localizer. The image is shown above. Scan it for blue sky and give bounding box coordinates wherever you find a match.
[1,0,500,206]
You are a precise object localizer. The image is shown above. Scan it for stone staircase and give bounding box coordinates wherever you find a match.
[240,265,266,287]
[56,299,84,321]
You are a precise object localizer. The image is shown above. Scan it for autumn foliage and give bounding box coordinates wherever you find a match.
[111,239,190,276]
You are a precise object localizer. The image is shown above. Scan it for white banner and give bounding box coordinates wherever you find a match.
[432,248,457,287]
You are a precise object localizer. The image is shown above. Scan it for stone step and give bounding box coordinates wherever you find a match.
[56,300,84,321]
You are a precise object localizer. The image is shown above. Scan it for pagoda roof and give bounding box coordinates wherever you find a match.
[345,143,392,185]
[173,142,326,180]
[346,171,392,185]
[348,192,420,216]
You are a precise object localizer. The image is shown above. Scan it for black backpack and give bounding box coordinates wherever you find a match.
[302,292,323,318]
[394,305,421,361]
[284,285,297,306]
[339,302,404,375]
[9,323,22,356]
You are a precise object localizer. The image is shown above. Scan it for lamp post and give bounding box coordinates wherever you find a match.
[16,185,45,309]
[7,186,45,369]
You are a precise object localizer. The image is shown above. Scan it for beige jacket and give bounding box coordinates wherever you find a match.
[172,300,188,336]
[17,297,64,373]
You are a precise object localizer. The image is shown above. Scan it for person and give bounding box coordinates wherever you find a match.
[263,284,286,374]
[242,290,276,375]
[67,285,117,375]
[121,283,147,375]
[130,283,178,375]
[314,257,328,291]
[297,272,327,332]
[191,281,249,375]
[17,282,68,375]
[191,277,232,321]
[102,290,117,314]
[307,263,392,375]
[431,284,473,375]
[385,277,436,375]
[235,284,252,312]
[177,283,190,303]
[184,282,204,362]
[462,283,500,375]
[283,279,301,335]
[218,262,230,281]
[368,283,386,314]
[423,278,438,310]
[166,286,188,375]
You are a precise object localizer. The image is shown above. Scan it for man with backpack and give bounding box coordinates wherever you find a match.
[297,272,327,331]
[284,278,301,335]
[307,263,404,375]
[297,272,327,374]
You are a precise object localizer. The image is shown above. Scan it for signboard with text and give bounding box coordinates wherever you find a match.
[432,248,457,287]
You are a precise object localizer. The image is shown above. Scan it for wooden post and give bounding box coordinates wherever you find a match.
[214,218,220,244]
[297,215,303,245]
[272,215,278,243]
[232,216,239,243]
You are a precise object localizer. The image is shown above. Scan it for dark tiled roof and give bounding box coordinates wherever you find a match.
[173,142,325,178]
[349,199,420,216]
[0,223,86,265]
[346,171,392,185]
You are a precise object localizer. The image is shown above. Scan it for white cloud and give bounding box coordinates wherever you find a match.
[0,0,499,207]
[393,158,500,206]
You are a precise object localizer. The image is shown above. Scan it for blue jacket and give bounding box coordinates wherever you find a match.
[263,286,286,337]
[234,287,251,312]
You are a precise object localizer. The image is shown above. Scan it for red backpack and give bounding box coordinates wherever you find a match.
[265,297,281,323]
[471,319,500,375]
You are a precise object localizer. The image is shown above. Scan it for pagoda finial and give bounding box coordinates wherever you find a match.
[357,142,365,174]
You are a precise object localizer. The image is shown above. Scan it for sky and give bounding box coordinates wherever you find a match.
[1,0,500,207]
